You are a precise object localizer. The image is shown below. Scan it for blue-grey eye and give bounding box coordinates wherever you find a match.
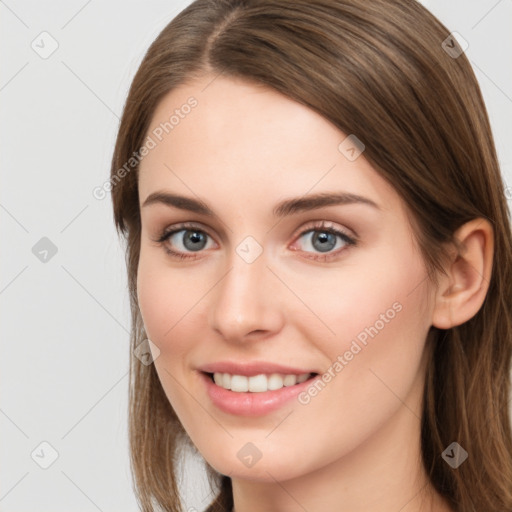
[172,229,209,252]
[311,232,337,252]
[298,229,349,254]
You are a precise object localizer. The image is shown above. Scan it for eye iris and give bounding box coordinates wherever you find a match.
[183,230,207,251]
[312,231,336,253]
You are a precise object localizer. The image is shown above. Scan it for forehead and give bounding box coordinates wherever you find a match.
[144,74,340,162]
[138,74,402,217]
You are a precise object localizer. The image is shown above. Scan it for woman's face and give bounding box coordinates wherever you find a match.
[137,74,436,483]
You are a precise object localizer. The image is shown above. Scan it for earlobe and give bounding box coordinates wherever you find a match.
[431,218,494,330]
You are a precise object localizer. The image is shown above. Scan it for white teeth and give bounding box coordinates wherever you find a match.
[267,373,284,390]
[283,374,297,386]
[231,375,249,392]
[211,372,312,392]
[213,372,223,386]
[248,374,267,392]
[222,373,231,389]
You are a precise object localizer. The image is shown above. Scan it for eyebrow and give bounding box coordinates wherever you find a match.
[141,191,380,217]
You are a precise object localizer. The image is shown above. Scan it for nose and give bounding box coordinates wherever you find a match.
[209,246,285,343]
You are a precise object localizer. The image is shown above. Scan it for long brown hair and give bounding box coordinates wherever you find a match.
[110,1,512,510]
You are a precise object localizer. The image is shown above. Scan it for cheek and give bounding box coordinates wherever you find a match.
[137,260,169,342]
[293,238,430,356]
[136,253,211,368]
[265,295,428,479]
[295,237,429,382]
[136,258,202,421]
[137,254,183,357]
[294,242,431,441]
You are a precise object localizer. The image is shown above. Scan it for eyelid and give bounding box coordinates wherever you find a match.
[291,219,355,241]
[154,221,216,244]
[155,220,354,241]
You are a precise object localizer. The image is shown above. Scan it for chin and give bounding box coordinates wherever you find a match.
[201,447,311,484]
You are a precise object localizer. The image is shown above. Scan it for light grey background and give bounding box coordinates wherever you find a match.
[1,1,511,511]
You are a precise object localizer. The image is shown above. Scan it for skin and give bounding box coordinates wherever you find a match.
[136,74,493,512]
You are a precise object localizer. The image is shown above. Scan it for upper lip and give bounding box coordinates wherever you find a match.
[198,361,318,377]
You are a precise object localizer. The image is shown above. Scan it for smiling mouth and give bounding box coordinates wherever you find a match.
[204,371,319,393]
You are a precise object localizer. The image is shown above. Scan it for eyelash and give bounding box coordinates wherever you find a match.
[153,221,358,262]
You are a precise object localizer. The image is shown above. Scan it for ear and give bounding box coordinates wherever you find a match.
[431,217,494,329]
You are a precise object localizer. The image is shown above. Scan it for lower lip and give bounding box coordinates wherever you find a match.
[200,371,318,416]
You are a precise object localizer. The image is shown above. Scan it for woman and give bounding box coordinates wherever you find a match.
[110,0,512,510]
